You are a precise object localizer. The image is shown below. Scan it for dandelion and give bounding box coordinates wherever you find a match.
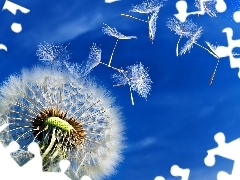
[102,23,137,67]
[195,0,218,17]
[0,65,124,179]
[121,0,167,42]
[166,18,198,56]
[36,42,70,65]
[112,62,152,105]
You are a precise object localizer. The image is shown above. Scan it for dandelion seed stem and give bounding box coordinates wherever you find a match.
[49,142,63,161]
[6,126,33,133]
[129,87,134,105]
[108,39,119,67]
[121,14,148,23]
[70,94,92,117]
[194,42,219,59]
[16,129,34,142]
[76,100,100,119]
[99,62,124,72]
[176,35,182,57]
[75,152,88,175]
[210,59,220,85]
[42,129,56,159]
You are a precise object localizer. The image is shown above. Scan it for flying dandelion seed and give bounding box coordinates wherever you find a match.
[84,43,123,76]
[148,7,160,42]
[0,64,125,179]
[102,23,136,67]
[130,0,164,14]
[36,42,70,66]
[179,27,220,60]
[195,0,218,17]
[178,26,214,57]
[179,27,203,55]
[205,41,221,85]
[166,18,198,56]
[121,0,166,42]
[36,42,84,79]
[205,41,219,56]
[112,62,152,105]
[84,43,102,76]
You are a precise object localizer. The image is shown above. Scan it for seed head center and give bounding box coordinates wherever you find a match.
[45,116,74,132]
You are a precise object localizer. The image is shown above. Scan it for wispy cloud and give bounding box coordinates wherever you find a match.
[127,137,157,152]
[17,1,117,47]
[24,13,103,45]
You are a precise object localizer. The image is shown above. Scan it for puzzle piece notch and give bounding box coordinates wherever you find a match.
[204,132,240,179]
[215,27,240,78]
[154,165,190,180]
[174,0,227,22]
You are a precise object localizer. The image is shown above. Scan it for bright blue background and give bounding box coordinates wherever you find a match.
[1,0,240,179]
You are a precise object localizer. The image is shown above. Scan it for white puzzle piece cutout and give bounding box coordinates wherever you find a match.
[174,0,226,22]
[215,28,240,78]
[204,132,240,180]
[154,165,190,180]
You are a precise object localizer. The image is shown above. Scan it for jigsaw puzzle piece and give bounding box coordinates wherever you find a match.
[204,132,240,179]
[21,142,42,173]
[174,0,226,22]
[171,165,190,180]
[215,0,227,13]
[154,165,189,180]
[215,28,240,77]
[154,176,165,180]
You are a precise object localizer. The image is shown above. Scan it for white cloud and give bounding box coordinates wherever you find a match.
[47,13,103,42]
[127,137,157,152]
[18,1,107,48]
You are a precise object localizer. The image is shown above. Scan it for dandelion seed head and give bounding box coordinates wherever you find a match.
[62,60,83,79]
[195,0,217,17]
[102,23,137,39]
[179,27,203,55]
[112,63,152,99]
[148,7,160,42]
[130,0,164,14]
[166,18,198,38]
[36,42,70,65]
[128,63,152,99]
[0,66,124,180]
[84,43,102,75]
[36,42,82,79]
[205,41,220,57]
[205,41,218,53]
[112,70,129,86]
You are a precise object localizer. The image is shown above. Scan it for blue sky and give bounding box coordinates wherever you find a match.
[1,0,240,179]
